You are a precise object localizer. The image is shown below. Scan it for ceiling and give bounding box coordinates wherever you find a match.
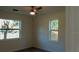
[0,6,65,16]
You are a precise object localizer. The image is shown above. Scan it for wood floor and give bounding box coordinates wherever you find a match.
[16,47,49,52]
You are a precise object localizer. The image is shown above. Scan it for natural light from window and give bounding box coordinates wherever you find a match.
[0,19,21,40]
[49,19,58,42]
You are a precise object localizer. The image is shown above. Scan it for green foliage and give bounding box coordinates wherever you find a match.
[50,20,58,30]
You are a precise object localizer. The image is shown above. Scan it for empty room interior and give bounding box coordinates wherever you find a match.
[0,6,79,52]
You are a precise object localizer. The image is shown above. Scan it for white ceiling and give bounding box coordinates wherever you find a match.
[0,6,65,15]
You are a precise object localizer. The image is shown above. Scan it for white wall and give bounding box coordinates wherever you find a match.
[33,10,65,52]
[0,7,66,52]
[0,11,33,51]
[65,7,79,52]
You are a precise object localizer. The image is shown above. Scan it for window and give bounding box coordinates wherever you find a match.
[49,19,59,42]
[0,19,21,40]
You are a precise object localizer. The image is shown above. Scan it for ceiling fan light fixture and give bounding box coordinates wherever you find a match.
[30,6,42,15]
[30,11,35,15]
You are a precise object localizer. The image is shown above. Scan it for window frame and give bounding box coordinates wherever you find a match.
[0,19,21,40]
[49,19,59,42]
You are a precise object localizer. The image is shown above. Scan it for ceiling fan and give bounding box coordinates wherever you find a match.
[30,6,42,15]
[12,6,42,15]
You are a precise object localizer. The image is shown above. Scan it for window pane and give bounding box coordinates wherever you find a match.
[7,20,20,29]
[51,31,58,41]
[0,30,4,40]
[0,19,20,29]
[50,20,58,30]
[7,30,19,39]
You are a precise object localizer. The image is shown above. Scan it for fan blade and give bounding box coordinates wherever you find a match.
[36,7,42,11]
